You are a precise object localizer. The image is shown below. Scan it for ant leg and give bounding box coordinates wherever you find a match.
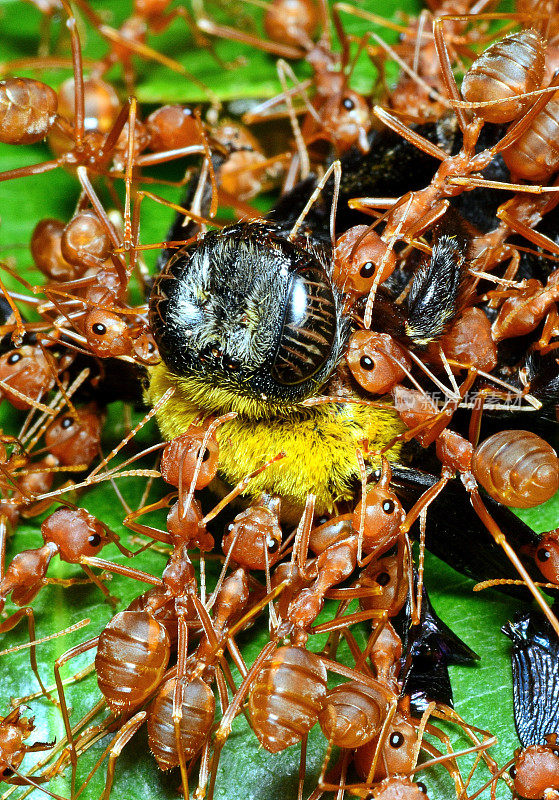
[101,712,147,800]
[12,662,95,706]
[201,452,285,525]
[276,59,311,180]
[0,607,56,703]
[372,107,448,160]
[195,10,303,60]
[123,494,175,544]
[432,18,469,132]
[470,489,559,637]
[297,734,308,800]
[80,564,119,607]
[288,160,342,246]
[54,636,100,795]
[293,495,316,578]
[204,640,278,800]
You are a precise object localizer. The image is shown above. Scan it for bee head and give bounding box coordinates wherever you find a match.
[149,223,347,412]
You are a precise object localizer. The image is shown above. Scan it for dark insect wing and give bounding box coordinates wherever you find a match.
[390,465,542,588]
[394,578,479,714]
[503,610,559,748]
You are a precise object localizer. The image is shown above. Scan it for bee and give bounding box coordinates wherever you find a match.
[147,219,405,516]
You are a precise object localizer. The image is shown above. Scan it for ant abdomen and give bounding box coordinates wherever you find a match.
[317,680,389,748]
[503,89,559,181]
[248,645,327,752]
[95,610,171,714]
[147,676,215,770]
[0,77,58,145]
[472,429,559,508]
[461,30,546,123]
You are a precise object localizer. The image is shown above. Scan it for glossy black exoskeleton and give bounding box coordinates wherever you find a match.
[502,604,559,748]
[394,576,479,714]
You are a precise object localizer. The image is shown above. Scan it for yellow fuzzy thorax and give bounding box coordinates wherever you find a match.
[147,362,405,515]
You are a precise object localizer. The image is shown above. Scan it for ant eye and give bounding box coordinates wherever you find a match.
[371,468,382,481]
[88,533,102,547]
[537,547,551,561]
[389,731,405,748]
[342,96,355,110]
[267,536,279,552]
[417,783,427,794]
[376,571,391,586]
[509,765,517,779]
[201,448,211,462]
[359,356,374,370]
[147,342,155,353]
[382,500,395,514]
[61,416,74,430]
[92,323,107,335]
[359,261,375,278]
[7,352,21,365]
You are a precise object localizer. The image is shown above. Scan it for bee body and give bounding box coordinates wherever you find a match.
[147,361,403,513]
[147,180,415,512]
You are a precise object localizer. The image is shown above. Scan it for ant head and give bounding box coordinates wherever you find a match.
[534,530,559,584]
[45,405,102,468]
[354,712,417,782]
[513,742,559,799]
[372,776,429,799]
[347,331,410,395]
[0,346,54,411]
[223,503,283,571]
[41,507,107,563]
[360,553,408,617]
[132,330,160,365]
[160,425,219,491]
[81,309,132,358]
[353,477,404,556]
[328,90,371,152]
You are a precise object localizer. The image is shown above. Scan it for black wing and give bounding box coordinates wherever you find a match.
[503,608,559,747]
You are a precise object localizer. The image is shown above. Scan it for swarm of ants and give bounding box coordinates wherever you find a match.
[2,0,559,798]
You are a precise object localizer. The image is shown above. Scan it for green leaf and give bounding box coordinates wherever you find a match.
[0,3,557,800]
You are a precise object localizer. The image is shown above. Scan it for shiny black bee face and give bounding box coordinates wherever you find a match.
[149,222,348,406]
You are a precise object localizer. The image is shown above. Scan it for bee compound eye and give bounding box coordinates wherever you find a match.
[271,268,336,386]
